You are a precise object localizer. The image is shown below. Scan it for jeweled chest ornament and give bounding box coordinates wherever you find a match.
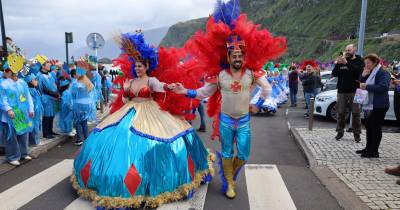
[230,80,242,93]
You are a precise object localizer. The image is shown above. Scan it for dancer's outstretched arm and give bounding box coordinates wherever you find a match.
[172,82,218,100]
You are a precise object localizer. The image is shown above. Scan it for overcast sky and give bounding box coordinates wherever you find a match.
[2,0,215,59]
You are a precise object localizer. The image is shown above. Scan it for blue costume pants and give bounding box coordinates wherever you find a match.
[219,113,251,161]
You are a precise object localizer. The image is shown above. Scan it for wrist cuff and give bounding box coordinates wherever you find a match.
[186,89,197,98]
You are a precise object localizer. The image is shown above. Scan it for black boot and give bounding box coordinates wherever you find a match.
[354,134,361,143]
[49,117,59,136]
[335,131,344,141]
[43,117,54,139]
[356,148,367,154]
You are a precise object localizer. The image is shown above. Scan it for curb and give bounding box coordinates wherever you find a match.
[289,126,371,210]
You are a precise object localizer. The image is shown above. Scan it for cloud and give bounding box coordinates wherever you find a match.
[2,0,215,59]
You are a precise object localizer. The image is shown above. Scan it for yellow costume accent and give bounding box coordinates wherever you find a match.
[222,158,236,199]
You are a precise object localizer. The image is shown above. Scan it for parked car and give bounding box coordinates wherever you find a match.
[323,77,337,92]
[320,70,332,85]
[313,89,396,121]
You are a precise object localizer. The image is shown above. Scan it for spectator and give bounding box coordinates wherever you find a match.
[25,74,43,146]
[0,65,34,166]
[392,66,400,132]
[332,44,364,142]
[0,66,11,151]
[288,66,299,107]
[302,64,319,118]
[357,54,390,158]
[103,70,112,105]
[313,68,323,97]
[37,59,60,139]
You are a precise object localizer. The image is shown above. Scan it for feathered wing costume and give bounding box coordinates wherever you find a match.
[71,32,214,209]
[183,0,286,199]
[185,0,287,140]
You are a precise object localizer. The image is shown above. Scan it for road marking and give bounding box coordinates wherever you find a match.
[64,183,208,210]
[245,164,297,210]
[158,184,208,210]
[64,197,93,210]
[0,159,74,210]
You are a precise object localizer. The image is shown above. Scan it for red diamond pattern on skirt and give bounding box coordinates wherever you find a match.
[80,160,92,187]
[188,154,195,180]
[124,164,142,196]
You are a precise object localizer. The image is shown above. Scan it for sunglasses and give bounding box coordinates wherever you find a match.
[4,69,10,73]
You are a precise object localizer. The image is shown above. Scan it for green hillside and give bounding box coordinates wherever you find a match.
[160,0,400,62]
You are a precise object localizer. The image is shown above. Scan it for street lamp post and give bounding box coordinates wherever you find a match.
[357,0,368,56]
[0,0,8,58]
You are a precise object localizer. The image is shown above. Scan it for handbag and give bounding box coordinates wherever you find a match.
[354,88,369,105]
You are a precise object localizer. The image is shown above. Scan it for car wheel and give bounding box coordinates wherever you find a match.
[327,102,350,122]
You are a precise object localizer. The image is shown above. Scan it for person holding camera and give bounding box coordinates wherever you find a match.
[332,44,364,142]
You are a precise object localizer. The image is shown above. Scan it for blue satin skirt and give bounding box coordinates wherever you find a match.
[72,107,213,208]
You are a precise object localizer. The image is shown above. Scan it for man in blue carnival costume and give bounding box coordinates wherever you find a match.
[0,53,34,166]
[36,54,60,139]
[173,0,286,198]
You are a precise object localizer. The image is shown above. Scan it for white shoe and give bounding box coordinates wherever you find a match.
[23,156,32,160]
[9,160,21,166]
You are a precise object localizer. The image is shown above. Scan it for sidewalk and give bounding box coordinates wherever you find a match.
[291,127,400,210]
[0,107,109,175]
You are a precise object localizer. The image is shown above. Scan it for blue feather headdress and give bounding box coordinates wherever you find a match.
[119,32,158,77]
[212,0,240,29]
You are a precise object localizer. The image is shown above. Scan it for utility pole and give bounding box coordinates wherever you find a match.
[0,0,7,58]
[357,0,367,56]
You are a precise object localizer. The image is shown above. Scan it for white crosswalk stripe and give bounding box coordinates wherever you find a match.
[0,160,297,210]
[0,159,74,210]
[245,164,297,210]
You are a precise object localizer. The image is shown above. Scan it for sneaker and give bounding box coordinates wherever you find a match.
[23,156,32,160]
[9,160,20,166]
[304,113,309,117]
[335,132,344,141]
[67,132,76,137]
[74,140,83,146]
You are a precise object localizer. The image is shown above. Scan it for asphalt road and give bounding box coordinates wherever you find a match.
[0,101,346,210]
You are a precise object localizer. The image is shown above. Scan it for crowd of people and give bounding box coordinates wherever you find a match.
[0,39,113,166]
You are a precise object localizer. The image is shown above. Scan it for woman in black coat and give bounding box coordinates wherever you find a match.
[357,54,390,158]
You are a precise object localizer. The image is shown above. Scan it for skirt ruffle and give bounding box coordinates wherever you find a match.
[72,105,214,208]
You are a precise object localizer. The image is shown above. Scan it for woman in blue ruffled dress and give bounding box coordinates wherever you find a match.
[71,32,214,209]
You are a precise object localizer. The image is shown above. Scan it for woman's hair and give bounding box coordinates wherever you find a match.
[78,75,94,92]
[364,54,380,66]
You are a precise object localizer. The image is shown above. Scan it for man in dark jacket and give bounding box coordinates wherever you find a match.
[332,44,364,142]
[302,65,320,117]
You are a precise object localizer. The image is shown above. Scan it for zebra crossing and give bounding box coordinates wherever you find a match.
[0,159,297,210]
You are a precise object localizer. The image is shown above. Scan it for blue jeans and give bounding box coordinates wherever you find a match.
[219,114,251,161]
[3,123,29,162]
[289,86,298,105]
[314,88,321,97]
[198,103,206,128]
[75,120,88,141]
[29,130,40,146]
[305,92,314,114]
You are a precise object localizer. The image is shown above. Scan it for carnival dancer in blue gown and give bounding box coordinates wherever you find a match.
[71,32,214,208]
[24,74,43,146]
